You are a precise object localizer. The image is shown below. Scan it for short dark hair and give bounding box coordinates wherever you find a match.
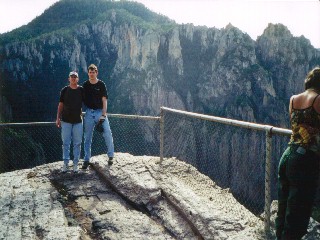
[304,67,320,91]
[88,64,98,72]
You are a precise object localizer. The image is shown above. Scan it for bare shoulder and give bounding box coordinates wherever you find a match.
[291,91,318,109]
[313,94,320,113]
[290,95,297,102]
[290,93,303,107]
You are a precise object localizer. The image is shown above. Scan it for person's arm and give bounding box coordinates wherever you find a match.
[99,81,108,120]
[57,87,66,127]
[100,96,107,121]
[56,102,63,128]
[289,95,294,116]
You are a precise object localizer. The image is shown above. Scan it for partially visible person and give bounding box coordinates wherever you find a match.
[276,67,320,240]
[82,64,114,169]
[56,71,84,173]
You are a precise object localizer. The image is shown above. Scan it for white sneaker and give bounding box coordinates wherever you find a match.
[73,164,78,173]
[62,164,68,173]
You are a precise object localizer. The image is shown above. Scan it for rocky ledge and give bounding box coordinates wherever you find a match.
[0,153,319,239]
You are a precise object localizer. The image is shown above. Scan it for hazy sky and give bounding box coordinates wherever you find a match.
[0,0,319,48]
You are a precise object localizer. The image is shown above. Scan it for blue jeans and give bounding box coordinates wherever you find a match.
[61,121,83,165]
[84,108,114,161]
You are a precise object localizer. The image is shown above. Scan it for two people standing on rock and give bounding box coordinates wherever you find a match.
[55,64,115,173]
[276,67,320,240]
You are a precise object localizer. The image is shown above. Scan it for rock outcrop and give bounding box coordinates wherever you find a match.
[269,201,320,240]
[1,2,319,124]
[1,153,267,239]
[1,2,320,237]
[1,153,319,239]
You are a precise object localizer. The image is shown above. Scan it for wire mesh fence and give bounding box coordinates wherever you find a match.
[162,109,270,214]
[270,134,291,201]
[0,115,160,174]
[2,107,312,234]
[160,107,300,234]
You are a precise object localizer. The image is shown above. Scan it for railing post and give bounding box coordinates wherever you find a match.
[264,127,273,236]
[160,107,164,162]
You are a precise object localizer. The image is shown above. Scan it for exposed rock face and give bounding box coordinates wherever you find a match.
[256,23,320,126]
[1,153,319,239]
[269,201,320,240]
[0,153,268,239]
[1,1,320,227]
[0,165,82,239]
[1,6,319,123]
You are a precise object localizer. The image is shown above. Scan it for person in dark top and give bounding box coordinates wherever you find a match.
[56,71,84,173]
[82,64,114,169]
[276,67,320,240]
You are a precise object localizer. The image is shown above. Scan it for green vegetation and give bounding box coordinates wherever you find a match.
[0,127,45,173]
[0,0,175,45]
[98,8,175,32]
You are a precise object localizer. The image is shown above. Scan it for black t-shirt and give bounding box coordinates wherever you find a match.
[59,86,84,123]
[83,80,108,109]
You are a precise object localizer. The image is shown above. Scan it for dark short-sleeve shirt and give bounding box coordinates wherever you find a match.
[83,80,108,109]
[59,86,84,123]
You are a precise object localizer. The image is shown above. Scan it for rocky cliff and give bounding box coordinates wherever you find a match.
[1,0,320,220]
[0,0,319,123]
[1,153,319,239]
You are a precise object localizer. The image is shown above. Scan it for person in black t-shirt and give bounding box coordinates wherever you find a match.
[82,64,114,169]
[56,71,84,173]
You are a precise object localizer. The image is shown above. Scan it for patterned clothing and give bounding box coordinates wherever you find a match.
[289,94,320,154]
[276,93,320,239]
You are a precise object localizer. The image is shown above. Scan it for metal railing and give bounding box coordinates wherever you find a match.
[0,108,293,235]
[0,113,160,173]
[159,107,292,234]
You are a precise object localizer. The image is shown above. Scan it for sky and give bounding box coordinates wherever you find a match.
[0,0,319,48]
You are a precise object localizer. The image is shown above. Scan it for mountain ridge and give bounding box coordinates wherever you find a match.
[1,0,320,213]
[0,0,174,46]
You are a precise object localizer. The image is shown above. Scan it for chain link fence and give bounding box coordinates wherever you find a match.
[0,115,160,173]
[1,107,306,234]
[160,107,294,233]
[162,110,268,213]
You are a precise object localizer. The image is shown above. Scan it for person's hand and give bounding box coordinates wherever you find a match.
[56,119,61,128]
[95,121,104,133]
[99,115,106,122]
